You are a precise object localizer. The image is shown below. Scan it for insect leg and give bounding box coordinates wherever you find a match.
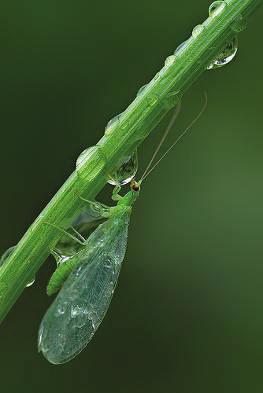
[70,226,86,243]
[75,191,110,217]
[44,222,85,245]
[112,185,122,201]
[51,249,61,259]
[78,195,109,210]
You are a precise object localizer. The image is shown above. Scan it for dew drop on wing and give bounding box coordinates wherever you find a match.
[38,212,130,364]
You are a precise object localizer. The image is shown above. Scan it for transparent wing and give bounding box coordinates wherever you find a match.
[38,211,130,364]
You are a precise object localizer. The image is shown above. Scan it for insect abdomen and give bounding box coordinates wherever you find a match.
[47,258,79,296]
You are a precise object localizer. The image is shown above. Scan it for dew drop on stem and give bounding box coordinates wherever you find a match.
[104,116,139,186]
[107,149,138,186]
[76,146,98,173]
[164,55,176,67]
[105,113,123,135]
[207,36,238,69]
[137,84,148,97]
[208,1,226,17]
[192,24,204,38]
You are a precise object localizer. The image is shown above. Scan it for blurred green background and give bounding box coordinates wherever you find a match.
[1,0,263,392]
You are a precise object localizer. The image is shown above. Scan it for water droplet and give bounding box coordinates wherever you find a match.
[137,84,148,97]
[76,145,105,183]
[0,246,16,266]
[52,250,73,267]
[76,146,98,172]
[26,277,35,288]
[107,149,138,186]
[165,55,176,66]
[55,302,67,316]
[105,113,122,135]
[192,24,204,38]
[207,36,238,69]
[231,15,247,33]
[174,39,191,55]
[159,56,176,77]
[209,1,226,17]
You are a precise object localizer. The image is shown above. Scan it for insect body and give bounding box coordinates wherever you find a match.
[38,183,140,364]
[38,95,207,364]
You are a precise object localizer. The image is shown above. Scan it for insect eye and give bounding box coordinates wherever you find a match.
[131,181,140,192]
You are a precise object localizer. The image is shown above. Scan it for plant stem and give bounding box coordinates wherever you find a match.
[0,0,261,323]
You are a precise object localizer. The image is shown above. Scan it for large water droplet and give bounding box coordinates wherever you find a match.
[107,149,138,186]
[192,24,205,38]
[209,1,226,17]
[105,113,122,135]
[207,36,238,69]
[76,146,98,172]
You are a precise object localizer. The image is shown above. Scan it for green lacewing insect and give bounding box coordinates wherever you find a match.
[38,96,207,364]
[38,183,140,364]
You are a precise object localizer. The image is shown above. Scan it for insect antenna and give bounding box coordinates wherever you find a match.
[140,92,208,182]
[140,100,182,181]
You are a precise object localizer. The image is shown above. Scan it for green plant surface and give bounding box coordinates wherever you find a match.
[0,0,261,324]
